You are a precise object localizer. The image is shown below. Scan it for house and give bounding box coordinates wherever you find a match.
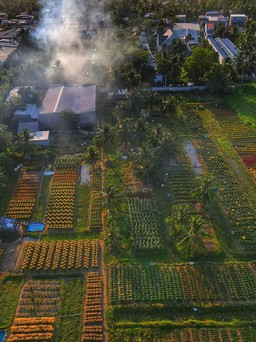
[14,104,39,122]
[0,217,19,239]
[208,37,239,64]
[173,23,200,45]
[18,121,39,134]
[230,14,247,28]
[29,131,50,147]
[0,46,17,67]
[38,84,97,130]
[157,28,179,51]
[175,15,186,23]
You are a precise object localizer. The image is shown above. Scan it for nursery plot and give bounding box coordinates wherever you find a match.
[16,280,61,317]
[89,168,102,231]
[21,240,99,273]
[6,317,55,342]
[128,193,162,251]
[45,155,80,230]
[6,171,41,219]
[108,262,256,305]
[182,105,256,252]
[209,105,256,177]
[168,164,196,206]
[81,272,104,342]
[109,327,254,342]
[45,169,77,230]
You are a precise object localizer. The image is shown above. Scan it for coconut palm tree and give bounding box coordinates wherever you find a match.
[166,204,190,237]
[177,216,209,257]
[83,145,99,170]
[51,59,65,83]
[133,143,158,183]
[104,214,123,254]
[17,129,34,158]
[191,174,217,210]
[162,95,178,118]
[93,124,116,161]
[102,185,120,214]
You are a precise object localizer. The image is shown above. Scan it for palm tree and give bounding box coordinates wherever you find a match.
[177,216,209,257]
[102,185,120,214]
[93,124,116,161]
[104,214,123,254]
[133,116,149,147]
[83,145,99,170]
[17,129,34,157]
[166,204,190,237]
[190,174,217,209]
[162,95,178,118]
[51,59,65,83]
[133,143,158,183]
[115,118,134,150]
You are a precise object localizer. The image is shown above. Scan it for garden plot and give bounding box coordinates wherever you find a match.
[108,262,256,305]
[109,327,254,342]
[20,240,99,273]
[182,104,256,253]
[128,192,162,252]
[6,317,55,342]
[6,171,41,219]
[16,280,61,318]
[209,105,256,179]
[45,155,79,231]
[81,272,104,342]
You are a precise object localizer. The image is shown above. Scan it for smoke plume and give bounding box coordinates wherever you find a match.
[33,0,109,83]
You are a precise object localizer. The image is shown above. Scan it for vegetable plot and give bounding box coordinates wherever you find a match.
[16,280,61,317]
[108,262,256,305]
[128,192,162,251]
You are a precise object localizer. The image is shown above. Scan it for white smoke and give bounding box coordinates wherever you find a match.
[32,0,109,83]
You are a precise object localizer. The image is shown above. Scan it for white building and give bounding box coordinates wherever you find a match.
[38,84,97,130]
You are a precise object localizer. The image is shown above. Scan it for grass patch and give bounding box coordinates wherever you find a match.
[0,275,25,329]
[76,184,90,232]
[224,84,256,126]
[55,278,85,342]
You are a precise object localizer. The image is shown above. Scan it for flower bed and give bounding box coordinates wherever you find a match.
[6,317,55,341]
[81,272,104,342]
[16,280,61,318]
[45,169,77,230]
[6,172,41,219]
[108,262,256,305]
[21,240,99,273]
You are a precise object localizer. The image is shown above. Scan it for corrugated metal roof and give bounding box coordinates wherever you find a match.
[39,84,96,115]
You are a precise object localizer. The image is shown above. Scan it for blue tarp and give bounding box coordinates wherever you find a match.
[0,331,6,342]
[27,222,45,232]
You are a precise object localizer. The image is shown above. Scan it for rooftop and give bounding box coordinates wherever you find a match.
[18,121,39,134]
[0,46,17,65]
[39,84,96,115]
[0,217,17,231]
[208,37,239,60]
[14,104,38,119]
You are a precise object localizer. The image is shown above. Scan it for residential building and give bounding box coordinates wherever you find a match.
[29,131,50,147]
[173,22,200,45]
[14,104,39,122]
[208,37,239,64]
[230,14,247,28]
